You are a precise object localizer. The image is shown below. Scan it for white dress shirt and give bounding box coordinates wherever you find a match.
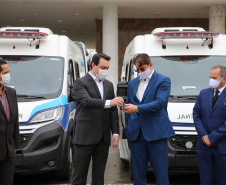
[136,70,154,102]
[88,72,111,108]
[214,85,226,96]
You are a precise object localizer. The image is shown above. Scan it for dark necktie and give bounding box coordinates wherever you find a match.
[212,90,220,108]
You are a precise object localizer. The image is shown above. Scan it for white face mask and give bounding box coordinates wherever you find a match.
[138,68,151,80]
[0,73,11,86]
[96,67,108,81]
[209,77,223,89]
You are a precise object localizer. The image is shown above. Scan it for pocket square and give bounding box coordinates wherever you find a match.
[224,102,226,106]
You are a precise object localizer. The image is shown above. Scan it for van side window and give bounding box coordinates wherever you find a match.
[74,62,80,79]
[68,60,75,86]
[128,60,135,81]
[125,63,129,81]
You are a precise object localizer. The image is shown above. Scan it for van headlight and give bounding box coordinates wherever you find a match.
[29,107,63,124]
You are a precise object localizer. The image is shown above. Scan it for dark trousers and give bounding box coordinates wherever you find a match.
[71,138,109,185]
[197,149,226,185]
[130,130,169,185]
[0,156,15,185]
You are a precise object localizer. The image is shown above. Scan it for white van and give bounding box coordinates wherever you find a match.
[0,27,94,179]
[117,27,226,179]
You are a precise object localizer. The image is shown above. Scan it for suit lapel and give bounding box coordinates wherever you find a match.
[141,71,157,103]
[208,88,214,113]
[212,87,226,113]
[86,73,102,99]
[103,80,107,100]
[5,87,13,118]
[132,77,141,104]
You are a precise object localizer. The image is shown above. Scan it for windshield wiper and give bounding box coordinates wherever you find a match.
[17,94,46,99]
[170,95,198,100]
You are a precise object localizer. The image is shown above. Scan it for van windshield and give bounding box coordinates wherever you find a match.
[150,56,226,96]
[2,56,64,100]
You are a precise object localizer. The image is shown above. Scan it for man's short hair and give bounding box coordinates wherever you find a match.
[212,65,226,77]
[91,53,111,68]
[0,60,7,73]
[133,53,151,67]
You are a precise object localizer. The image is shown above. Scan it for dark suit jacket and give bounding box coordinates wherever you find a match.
[193,87,226,154]
[0,86,20,160]
[72,73,119,146]
[125,71,175,141]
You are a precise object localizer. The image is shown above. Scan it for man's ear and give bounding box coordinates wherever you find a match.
[91,62,95,69]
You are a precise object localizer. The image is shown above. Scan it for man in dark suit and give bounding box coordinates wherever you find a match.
[0,60,20,185]
[123,53,175,185]
[71,53,124,185]
[193,65,226,185]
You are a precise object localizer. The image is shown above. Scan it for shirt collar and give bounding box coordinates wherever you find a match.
[216,85,226,94]
[0,86,6,96]
[139,69,155,82]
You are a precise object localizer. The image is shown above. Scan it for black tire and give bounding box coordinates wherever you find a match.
[129,156,133,180]
[57,135,74,180]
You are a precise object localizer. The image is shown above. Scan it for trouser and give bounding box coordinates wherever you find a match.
[130,130,169,185]
[197,149,226,185]
[0,156,15,185]
[71,138,109,185]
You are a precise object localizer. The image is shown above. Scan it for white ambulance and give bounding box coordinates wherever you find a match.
[0,27,94,179]
[117,27,226,179]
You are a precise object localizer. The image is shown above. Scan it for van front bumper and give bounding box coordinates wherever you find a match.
[15,121,67,174]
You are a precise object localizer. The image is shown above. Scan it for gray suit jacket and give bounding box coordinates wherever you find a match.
[72,73,119,146]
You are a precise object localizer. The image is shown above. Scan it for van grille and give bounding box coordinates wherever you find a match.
[169,135,198,151]
[20,134,32,148]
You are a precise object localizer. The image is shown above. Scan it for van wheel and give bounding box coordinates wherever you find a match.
[58,136,74,180]
[129,156,133,180]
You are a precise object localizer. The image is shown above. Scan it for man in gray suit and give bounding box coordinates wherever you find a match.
[71,53,124,185]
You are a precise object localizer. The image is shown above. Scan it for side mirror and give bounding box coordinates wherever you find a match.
[117,81,128,102]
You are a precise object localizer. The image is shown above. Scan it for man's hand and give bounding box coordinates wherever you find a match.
[123,104,138,114]
[15,149,17,153]
[110,97,124,107]
[112,135,119,148]
[202,135,212,147]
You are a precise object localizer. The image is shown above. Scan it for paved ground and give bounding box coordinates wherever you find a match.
[13,145,200,185]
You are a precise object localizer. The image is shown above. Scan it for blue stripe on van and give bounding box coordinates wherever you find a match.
[29,94,68,120]
[81,61,85,66]
[171,122,194,126]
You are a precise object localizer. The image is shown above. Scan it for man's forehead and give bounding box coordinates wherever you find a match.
[1,64,9,69]
[210,68,221,76]
[135,63,148,68]
[99,58,109,66]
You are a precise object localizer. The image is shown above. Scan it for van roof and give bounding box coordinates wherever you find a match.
[0,27,53,35]
[151,27,205,34]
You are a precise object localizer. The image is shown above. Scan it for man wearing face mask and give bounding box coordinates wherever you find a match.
[0,60,20,185]
[123,53,175,185]
[71,53,124,185]
[193,65,226,185]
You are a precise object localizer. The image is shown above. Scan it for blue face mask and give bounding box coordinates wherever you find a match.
[138,68,151,80]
